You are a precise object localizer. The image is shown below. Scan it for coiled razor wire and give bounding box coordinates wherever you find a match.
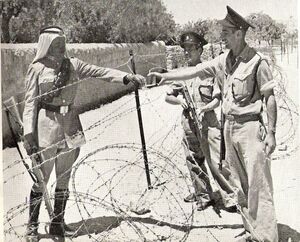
[3,46,299,242]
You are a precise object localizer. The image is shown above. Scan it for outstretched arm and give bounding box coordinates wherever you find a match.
[147,56,222,86]
[72,58,145,87]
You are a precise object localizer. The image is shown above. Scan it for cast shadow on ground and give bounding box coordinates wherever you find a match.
[38,218,300,241]
[67,218,300,241]
[278,223,300,242]
[67,215,243,237]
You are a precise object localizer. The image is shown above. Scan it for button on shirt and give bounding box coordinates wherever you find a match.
[23,57,127,148]
[167,75,217,110]
[197,45,275,116]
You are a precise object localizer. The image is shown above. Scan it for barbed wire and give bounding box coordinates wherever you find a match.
[3,44,299,242]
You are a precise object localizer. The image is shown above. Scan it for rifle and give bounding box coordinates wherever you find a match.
[30,147,54,219]
[181,85,221,216]
[181,84,202,139]
[181,85,218,186]
[181,86,234,194]
[4,97,54,219]
[4,98,36,182]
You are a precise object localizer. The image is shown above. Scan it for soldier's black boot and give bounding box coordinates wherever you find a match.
[49,189,72,237]
[26,190,42,241]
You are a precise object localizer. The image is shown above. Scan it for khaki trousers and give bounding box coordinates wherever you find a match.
[32,146,80,192]
[182,110,236,207]
[224,119,278,242]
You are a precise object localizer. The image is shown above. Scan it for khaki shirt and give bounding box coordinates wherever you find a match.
[167,73,220,132]
[23,57,127,148]
[196,45,275,116]
[167,75,217,109]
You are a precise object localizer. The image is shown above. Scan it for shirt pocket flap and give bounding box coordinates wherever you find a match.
[232,72,254,99]
[198,84,214,103]
[233,72,252,82]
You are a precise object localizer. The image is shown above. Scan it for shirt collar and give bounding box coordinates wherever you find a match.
[225,44,256,74]
[236,44,256,61]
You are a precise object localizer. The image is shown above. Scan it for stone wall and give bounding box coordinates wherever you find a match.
[2,42,166,147]
[166,43,224,70]
[166,45,186,69]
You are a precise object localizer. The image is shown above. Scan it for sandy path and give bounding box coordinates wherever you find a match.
[2,49,299,242]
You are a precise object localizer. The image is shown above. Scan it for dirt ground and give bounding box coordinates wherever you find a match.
[1,49,299,242]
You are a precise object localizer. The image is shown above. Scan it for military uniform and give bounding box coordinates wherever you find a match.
[168,74,236,209]
[23,56,127,189]
[166,32,237,210]
[153,6,278,241]
[23,26,143,239]
[197,7,278,241]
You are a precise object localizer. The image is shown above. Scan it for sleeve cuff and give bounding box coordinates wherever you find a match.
[260,80,276,94]
[123,74,130,85]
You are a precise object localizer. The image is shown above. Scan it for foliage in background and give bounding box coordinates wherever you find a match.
[102,0,176,43]
[1,0,39,42]
[178,19,222,44]
[1,0,176,43]
[1,0,296,45]
[246,12,286,45]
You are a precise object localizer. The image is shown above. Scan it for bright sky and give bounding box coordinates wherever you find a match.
[162,0,298,25]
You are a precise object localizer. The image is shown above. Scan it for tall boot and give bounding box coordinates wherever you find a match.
[49,188,69,237]
[26,190,42,240]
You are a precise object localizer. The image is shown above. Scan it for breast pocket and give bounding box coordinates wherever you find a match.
[232,73,254,101]
[198,84,213,103]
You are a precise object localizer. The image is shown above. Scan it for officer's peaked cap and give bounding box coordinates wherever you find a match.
[180,32,208,48]
[219,6,254,30]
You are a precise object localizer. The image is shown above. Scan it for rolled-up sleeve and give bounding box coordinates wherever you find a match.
[212,70,224,100]
[166,83,183,97]
[257,59,275,95]
[212,80,222,100]
[72,58,127,83]
[23,65,39,136]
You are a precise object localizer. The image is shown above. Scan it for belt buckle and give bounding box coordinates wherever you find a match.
[60,105,69,115]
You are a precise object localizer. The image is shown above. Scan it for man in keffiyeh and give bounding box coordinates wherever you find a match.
[23,26,145,240]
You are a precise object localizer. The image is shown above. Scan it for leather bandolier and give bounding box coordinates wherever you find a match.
[40,58,71,103]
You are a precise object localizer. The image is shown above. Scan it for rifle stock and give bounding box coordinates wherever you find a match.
[31,149,54,219]
[181,85,219,193]
[181,85,202,138]
[4,96,54,220]
[181,86,234,194]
